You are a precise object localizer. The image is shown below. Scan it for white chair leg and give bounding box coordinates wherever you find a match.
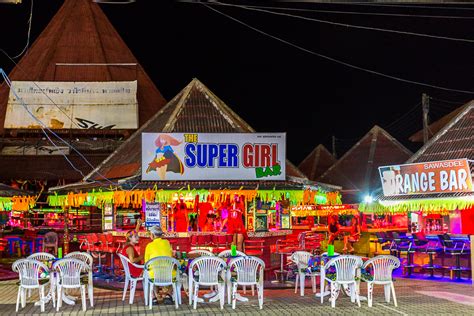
[320,279,325,304]
[367,282,374,307]
[243,285,246,294]
[40,285,45,312]
[149,284,153,310]
[56,286,62,312]
[384,284,391,303]
[354,283,361,308]
[188,275,193,306]
[330,282,336,308]
[20,286,26,308]
[232,282,238,309]
[129,280,137,305]
[219,283,225,310]
[88,283,94,307]
[177,282,182,305]
[172,283,178,309]
[193,283,199,310]
[16,287,21,312]
[311,275,316,293]
[390,282,398,307]
[51,281,56,308]
[122,277,129,301]
[251,284,255,296]
[227,280,232,305]
[294,273,298,293]
[258,283,264,310]
[81,286,87,312]
[300,273,305,296]
[142,279,148,306]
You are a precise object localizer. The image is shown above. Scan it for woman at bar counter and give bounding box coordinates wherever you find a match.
[173,196,189,232]
[328,215,341,245]
[221,195,246,252]
[343,216,360,254]
[121,219,144,278]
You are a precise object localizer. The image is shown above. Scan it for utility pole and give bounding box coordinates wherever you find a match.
[332,135,337,158]
[422,93,430,144]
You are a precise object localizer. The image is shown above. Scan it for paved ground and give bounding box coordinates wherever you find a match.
[1,277,473,315]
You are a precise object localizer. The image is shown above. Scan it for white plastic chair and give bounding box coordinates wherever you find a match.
[118,253,145,305]
[217,249,246,258]
[28,252,56,262]
[65,251,94,307]
[189,256,227,310]
[290,251,319,296]
[188,249,213,257]
[144,256,181,310]
[12,258,53,313]
[53,258,89,312]
[228,256,265,309]
[218,249,252,294]
[320,255,363,308]
[362,255,400,307]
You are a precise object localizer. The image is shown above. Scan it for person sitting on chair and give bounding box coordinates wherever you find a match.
[121,219,144,278]
[343,217,360,254]
[327,215,341,245]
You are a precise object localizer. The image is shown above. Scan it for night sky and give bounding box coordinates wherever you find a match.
[1,0,473,166]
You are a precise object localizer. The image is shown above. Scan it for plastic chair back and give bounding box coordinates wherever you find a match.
[363,255,400,282]
[228,256,265,285]
[290,251,312,269]
[144,256,179,285]
[188,249,213,257]
[28,252,56,262]
[325,255,362,282]
[217,249,246,258]
[12,258,49,288]
[53,258,88,289]
[190,256,226,285]
[65,251,93,269]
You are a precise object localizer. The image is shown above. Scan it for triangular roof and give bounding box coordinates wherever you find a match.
[298,144,337,181]
[0,0,166,131]
[77,78,307,184]
[409,102,470,143]
[317,126,412,195]
[377,101,473,203]
[408,101,473,163]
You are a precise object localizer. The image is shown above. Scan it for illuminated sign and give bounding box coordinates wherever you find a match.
[141,133,286,181]
[379,159,473,196]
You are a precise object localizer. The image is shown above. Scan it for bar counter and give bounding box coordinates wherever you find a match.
[110,229,293,280]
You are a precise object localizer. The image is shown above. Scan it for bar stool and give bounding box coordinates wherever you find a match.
[439,234,470,280]
[272,239,300,284]
[422,236,443,277]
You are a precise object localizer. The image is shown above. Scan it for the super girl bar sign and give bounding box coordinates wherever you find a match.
[141,133,286,181]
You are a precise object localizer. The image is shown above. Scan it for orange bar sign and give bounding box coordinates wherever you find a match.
[379,159,473,196]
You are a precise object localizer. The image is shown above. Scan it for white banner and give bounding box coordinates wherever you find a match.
[4,81,138,129]
[1,145,70,156]
[142,133,286,181]
[145,202,161,227]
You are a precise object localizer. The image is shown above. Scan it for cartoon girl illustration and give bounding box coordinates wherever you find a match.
[146,134,184,180]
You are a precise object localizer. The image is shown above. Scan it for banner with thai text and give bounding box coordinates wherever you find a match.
[141,133,286,181]
[5,81,138,129]
[379,159,473,196]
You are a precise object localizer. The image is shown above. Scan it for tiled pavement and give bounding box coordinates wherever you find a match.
[1,277,473,315]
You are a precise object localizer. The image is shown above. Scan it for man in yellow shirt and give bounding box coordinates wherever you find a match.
[144,225,173,305]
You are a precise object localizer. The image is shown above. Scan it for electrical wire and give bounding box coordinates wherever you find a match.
[207,1,474,43]
[11,0,34,59]
[223,2,474,19]
[1,69,119,187]
[202,4,474,95]
[0,49,81,129]
[346,2,474,11]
